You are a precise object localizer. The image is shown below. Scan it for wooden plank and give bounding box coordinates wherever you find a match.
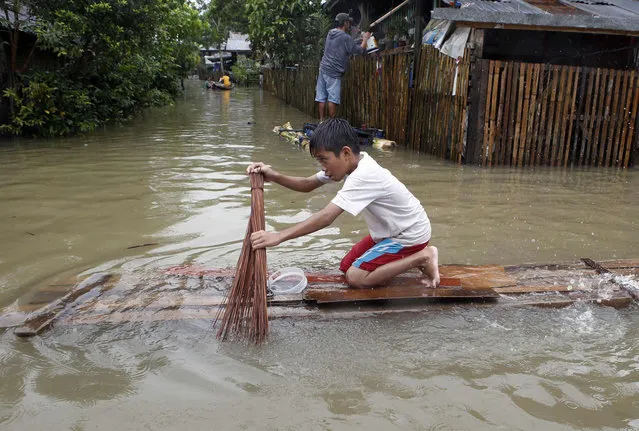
[571,67,587,166]
[578,68,594,166]
[591,68,609,166]
[584,68,601,166]
[553,66,573,166]
[162,267,462,289]
[586,258,639,269]
[495,285,574,293]
[460,56,471,163]
[494,61,509,165]
[520,63,533,166]
[75,293,307,313]
[598,69,615,167]
[525,64,541,166]
[543,66,559,166]
[304,285,499,304]
[439,264,517,289]
[605,69,622,167]
[482,60,495,165]
[514,63,527,166]
[306,274,462,288]
[13,273,111,337]
[509,62,521,165]
[581,258,639,299]
[612,71,630,167]
[498,62,512,165]
[468,57,489,164]
[535,66,551,166]
[528,64,543,166]
[57,289,634,327]
[617,71,633,167]
[563,66,580,167]
[623,71,639,168]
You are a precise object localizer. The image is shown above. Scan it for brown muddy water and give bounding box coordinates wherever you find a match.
[1,81,638,430]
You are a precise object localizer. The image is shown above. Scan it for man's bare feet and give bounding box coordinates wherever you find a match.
[418,246,440,288]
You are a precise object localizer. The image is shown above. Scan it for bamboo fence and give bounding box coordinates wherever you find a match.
[409,45,470,163]
[480,61,639,168]
[264,47,638,168]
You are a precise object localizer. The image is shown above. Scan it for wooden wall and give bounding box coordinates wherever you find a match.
[480,61,639,168]
[408,45,470,163]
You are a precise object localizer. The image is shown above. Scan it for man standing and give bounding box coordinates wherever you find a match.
[315,13,370,122]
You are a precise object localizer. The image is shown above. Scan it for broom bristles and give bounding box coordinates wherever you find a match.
[216,173,268,343]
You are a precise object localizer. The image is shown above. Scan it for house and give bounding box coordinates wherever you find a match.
[200,32,252,71]
[430,0,639,166]
[266,0,639,167]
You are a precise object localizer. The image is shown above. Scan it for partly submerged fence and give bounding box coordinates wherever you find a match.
[264,45,638,167]
[479,61,639,168]
[409,46,470,163]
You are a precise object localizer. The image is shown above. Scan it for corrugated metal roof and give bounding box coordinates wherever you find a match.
[565,0,639,18]
[432,0,639,32]
[225,33,251,52]
[528,0,589,14]
[457,0,547,14]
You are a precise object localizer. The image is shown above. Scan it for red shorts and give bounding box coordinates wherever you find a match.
[339,235,429,273]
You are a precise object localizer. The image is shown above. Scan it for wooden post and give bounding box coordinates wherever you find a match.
[634,84,639,166]
[409,0,426,151]
[415,0,425,49]
[465,29,486,165]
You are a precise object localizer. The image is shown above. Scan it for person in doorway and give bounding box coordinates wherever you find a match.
[246,118,440,289]
[219,74,232,88]
[315,13,370,122]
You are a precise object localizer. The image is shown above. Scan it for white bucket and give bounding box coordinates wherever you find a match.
[366,36,379,54]
[267,267,308,295]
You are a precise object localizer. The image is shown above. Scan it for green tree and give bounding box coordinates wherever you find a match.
[246,0,328,66]
[1,0,40,117]
[1,0,205,137]
[202,0,248,73]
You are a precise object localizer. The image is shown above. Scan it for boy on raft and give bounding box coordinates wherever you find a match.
[247,118,439,288]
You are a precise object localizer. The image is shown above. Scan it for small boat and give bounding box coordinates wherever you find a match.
[4,258,638,336]
[210,81,234,90]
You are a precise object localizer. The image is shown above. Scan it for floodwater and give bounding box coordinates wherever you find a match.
[1,81,638,430]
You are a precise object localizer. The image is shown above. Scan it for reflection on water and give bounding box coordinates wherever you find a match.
[1,81,638,429]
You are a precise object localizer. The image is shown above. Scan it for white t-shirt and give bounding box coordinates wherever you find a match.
[316,152,431,246]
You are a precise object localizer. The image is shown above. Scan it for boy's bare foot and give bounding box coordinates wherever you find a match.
[418,246,440,288]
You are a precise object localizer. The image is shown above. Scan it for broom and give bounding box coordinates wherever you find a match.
[215,173,269,343]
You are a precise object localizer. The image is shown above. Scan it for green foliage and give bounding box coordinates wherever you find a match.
[246,0,327,66]
[1,0,206,137]
[1,73,95,137]
[230,57,260,85]
[203,0,249,49]
[386,13,412,40]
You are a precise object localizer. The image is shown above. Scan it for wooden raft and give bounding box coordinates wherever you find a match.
[1,258,638,336]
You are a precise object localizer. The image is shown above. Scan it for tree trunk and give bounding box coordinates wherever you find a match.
[219,44,225,74]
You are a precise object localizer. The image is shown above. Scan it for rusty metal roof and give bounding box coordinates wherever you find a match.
[566,0,639,18]
[432,0,639,33]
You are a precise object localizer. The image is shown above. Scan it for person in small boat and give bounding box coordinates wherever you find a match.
[247,118,440,289]
[219,74,232,88]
